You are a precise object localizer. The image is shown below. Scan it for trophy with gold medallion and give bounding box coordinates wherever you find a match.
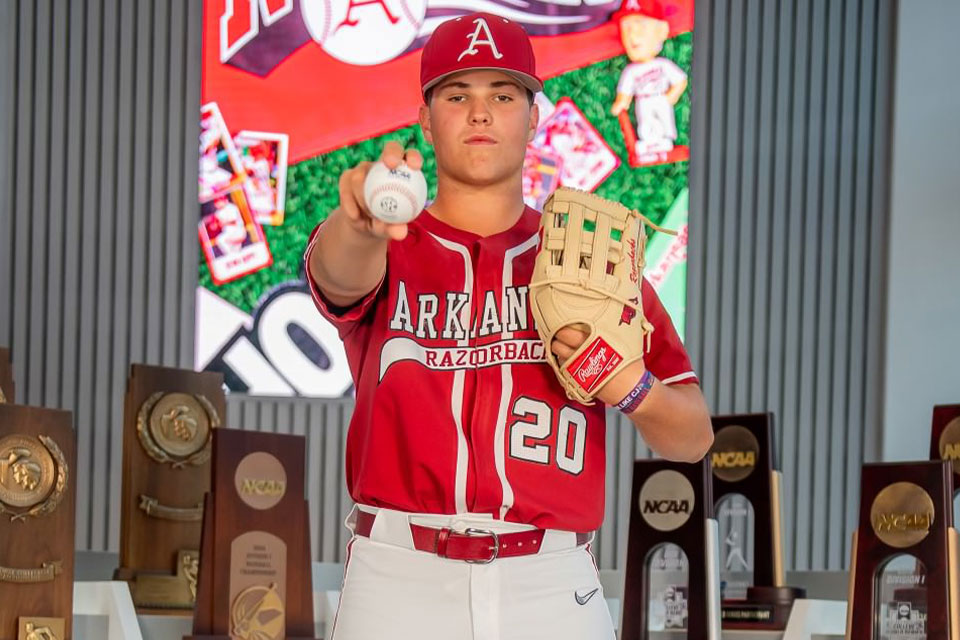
[847,461,960,640]
[931,404,960,522]
[0,348,13,404]
[620,458,722,640]
[709,413,805,629]
[187,429,318,640]
[0,404,76,640]
[115,364,225,611]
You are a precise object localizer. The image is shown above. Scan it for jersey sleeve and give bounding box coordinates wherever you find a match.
[617,65,636,95]
[303,222,385,338]
[663,59,687,86]
[640,278,699,386]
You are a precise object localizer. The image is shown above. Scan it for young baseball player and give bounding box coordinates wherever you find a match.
[306,12,712,640]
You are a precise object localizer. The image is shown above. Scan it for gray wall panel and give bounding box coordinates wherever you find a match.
[686,0,894,571]
[0,0,201,551]
[0,0,894,572]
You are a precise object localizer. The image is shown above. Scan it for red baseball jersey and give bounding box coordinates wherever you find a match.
[306,206,698,532]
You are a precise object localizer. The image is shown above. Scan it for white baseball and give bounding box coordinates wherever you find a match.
[363,161,427,224]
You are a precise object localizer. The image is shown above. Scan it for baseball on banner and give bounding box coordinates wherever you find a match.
[363,161,427,224]
[301,0,427,66]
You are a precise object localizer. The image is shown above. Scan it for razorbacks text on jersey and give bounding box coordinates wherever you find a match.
[306,206,698,532]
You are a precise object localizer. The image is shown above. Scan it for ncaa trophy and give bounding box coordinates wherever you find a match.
[847,461,960,639]
[620,458,721,639]
[709,413,804,628]
[187,429,318,640]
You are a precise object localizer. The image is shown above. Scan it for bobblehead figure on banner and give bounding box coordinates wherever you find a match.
[611,0,690,167]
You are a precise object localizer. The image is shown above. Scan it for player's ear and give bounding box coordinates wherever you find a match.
[419,104,434,145]
[527,102,539,143]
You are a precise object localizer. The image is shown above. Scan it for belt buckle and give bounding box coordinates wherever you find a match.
[463,528,500,564]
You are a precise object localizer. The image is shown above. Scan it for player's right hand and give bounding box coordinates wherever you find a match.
[336,140,423,242]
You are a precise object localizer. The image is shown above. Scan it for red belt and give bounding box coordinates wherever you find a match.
[354,510,590,564]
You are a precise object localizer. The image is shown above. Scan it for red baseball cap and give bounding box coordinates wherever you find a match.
[420,13,543,99]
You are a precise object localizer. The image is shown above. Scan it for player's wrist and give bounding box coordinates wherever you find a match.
[616,369,657,415]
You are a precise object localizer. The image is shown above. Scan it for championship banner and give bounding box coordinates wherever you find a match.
[197,0,695,396]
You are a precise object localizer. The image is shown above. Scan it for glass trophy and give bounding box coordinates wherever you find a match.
[716,493,755,600]
[875,554,927,640]
[647,543,690,633]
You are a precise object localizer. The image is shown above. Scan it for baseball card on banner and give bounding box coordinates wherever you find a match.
[197,0,695,397]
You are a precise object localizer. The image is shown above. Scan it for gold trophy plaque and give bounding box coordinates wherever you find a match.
[847,461,960,640]
[17,618,65,640]
[115,364,225,612]
[0,348,13,404]
[187,429,317,640]
[0,405,76,640]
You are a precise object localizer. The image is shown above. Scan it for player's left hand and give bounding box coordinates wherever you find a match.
[550,326,647,407]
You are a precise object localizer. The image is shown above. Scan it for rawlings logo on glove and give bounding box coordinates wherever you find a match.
[529,188,673,405]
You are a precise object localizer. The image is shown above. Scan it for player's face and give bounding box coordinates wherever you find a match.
[419,70,539,188]
[620,15,669,62]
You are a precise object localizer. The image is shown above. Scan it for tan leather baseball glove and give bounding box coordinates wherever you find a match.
[529,187,672,405]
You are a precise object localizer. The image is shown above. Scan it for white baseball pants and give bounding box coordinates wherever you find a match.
[329,506,616,640]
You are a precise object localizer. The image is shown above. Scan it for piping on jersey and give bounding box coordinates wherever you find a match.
[495,231,541,520]
[427,232,473,515]
[661,371,698,385]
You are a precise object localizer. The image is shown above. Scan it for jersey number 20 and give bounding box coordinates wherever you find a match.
[509,397,587,475]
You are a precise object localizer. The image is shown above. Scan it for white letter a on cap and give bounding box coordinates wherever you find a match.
[458,17,504,62]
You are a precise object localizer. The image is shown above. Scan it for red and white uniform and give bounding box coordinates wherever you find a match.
[307,207,697,639]
[307,206,697,534]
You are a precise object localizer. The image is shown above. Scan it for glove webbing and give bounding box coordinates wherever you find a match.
[531,204,674,355]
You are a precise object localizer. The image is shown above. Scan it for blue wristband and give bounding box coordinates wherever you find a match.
[616,370,656,414]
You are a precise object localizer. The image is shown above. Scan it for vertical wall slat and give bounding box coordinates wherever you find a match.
[27,0,51,405]
[43,2,67,408]
[164,0,186,365]
[146,0,168,366]
[828,0,860,572]
[734,0,761,414]
[74,0,102,551]
[91,0,120,551]
[0,0,15,347]
[864,0,894,462]
[748,0,778,413]
[716,0,742,411]
[810,0,843,570]
[59,0,85,473]
[12,0,34,402]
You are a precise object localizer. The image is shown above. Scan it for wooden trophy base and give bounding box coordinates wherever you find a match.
[721,586,805,630]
